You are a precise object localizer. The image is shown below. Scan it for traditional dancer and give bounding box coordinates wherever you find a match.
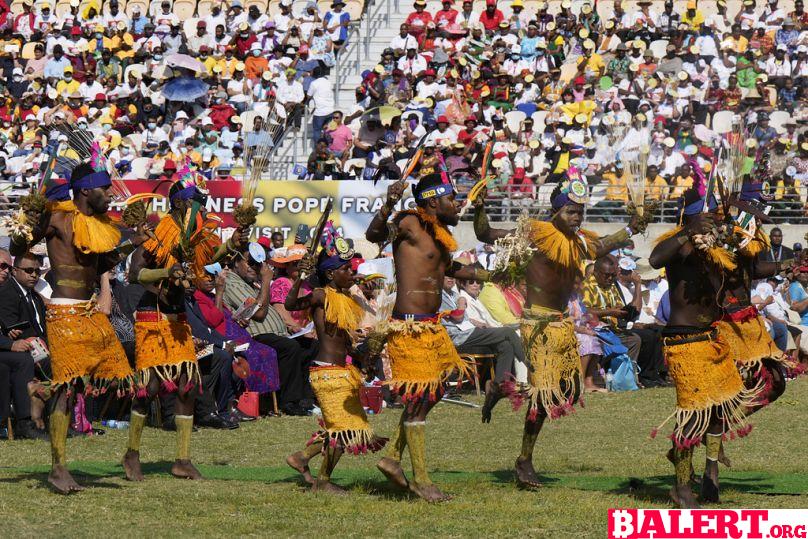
[472,171,644,489]
[701,182,794,501]
[365,175,486,502]
[123,170,246,481]
[649,187,766,508]
[284,228,387,493]
[9,161,147,494]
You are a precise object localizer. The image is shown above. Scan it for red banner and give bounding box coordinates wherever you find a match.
[116,180,245,229]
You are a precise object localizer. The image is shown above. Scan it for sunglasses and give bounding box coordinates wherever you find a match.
[467,280,483,285]
[16,267,42,276]
[0,262,9,271]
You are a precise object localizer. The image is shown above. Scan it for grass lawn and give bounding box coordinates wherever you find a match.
[2,378,807,538]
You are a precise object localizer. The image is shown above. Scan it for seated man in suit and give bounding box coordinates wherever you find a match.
[0,250,49,439]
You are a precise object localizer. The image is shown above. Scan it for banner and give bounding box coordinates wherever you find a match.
[119,180,416,242]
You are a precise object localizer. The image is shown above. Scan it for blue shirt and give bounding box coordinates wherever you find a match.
[788,282,808,325]
[44,57,70,79]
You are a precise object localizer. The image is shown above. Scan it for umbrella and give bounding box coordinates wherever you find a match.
[165,53,205,73]
[162,77,210,102]
[361,106,402,127]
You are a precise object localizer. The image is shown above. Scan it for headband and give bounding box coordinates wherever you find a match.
[415,182,454,201]
[71,170,111,190]
[317,254,350,273]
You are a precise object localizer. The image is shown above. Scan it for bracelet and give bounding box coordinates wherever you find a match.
[625,226,634,236]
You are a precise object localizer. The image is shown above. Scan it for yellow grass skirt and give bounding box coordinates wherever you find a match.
[308,365,386,454]
[515,306,582,421]
[386,318,468,403]
[716,309,794,370]
[134,314,199,395]
[46,302,134,393]
[656,329,762,448]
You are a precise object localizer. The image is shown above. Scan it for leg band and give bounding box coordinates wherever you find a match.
[49,410,70,467]
[404,423,431,486]
[175,415,193,461]
[127,411,147,453]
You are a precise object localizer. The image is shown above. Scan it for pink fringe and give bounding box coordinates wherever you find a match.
[160,379,178,395]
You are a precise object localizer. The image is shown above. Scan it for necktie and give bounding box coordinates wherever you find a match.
[27,292,42,335]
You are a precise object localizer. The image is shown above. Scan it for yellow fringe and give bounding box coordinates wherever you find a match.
[520,306,582,420]
[654,225,737,270]
[656,331,762,447]
[705,245,737,271]
[397,208,458,253]
[323,286,364,334]
[142,215,220,278]
[654,226,684,245]
[308,365,386,454]
[385,318,468,402]
[51,200,121,254]
[737,227,770,258]
[528,220,597,274]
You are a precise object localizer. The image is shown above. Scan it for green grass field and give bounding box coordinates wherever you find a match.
[2,379,807,538]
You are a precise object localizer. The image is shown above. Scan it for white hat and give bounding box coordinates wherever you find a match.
[12,67,22,76]
[618,257,637,271]
[201,117,213,126]
[250,42,262,51]
[176,110,189,120]
[202,147,213,160]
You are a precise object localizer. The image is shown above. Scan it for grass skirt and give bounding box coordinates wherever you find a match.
[386,318,469,403]
[307,364,387,455]
[716,309,795,394]
[134,315,200,395]
[507,306,582,421]
[46,302,134,394]
[655,329,763,449]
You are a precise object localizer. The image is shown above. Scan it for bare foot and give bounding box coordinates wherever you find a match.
[171,459,203,480]
[48,465,85,495]
[312,479,347,495]
[670,484,700,508]
[700,462,720,503]
[377,457,409,490]
[585,386,608,394]
[515,457,542,489]
[122,449,145,481]
[286,451,315,484]
[481,380,505,424]
[409,481,452,502]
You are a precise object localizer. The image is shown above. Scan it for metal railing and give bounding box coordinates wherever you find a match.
[455,183,808,224]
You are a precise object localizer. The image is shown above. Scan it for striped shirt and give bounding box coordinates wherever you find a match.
[581,274,624,327]
[223,272,287,337]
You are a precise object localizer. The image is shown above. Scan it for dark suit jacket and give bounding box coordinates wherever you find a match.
[0,278,46,350]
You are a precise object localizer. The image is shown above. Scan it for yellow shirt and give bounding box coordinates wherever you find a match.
[726,35,748,54]
[478,283,520,326]
[775,179,801,201]
[604,171,630,202]
[56,79,80,96]
[577,53,605,74]
[560,99,596,124]
[644,175,669,201]
[670,175,693,199]
[681,9,705,30]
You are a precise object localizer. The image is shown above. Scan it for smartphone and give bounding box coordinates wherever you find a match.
[5,320,30,333]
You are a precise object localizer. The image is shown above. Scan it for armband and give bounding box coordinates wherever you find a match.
[137,267,171,285]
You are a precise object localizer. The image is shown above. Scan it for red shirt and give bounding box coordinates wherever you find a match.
[405,11,432,37]
[193,289,227,335]
[434,8,457,27]
[458,128,477,147]
[208,103,235,130]
[479,9,504,31]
